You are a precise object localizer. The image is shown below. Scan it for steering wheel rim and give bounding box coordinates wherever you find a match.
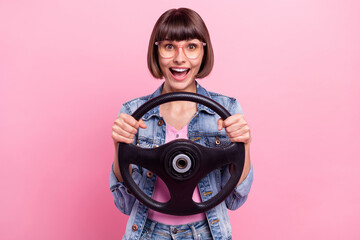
[118,92,245,215]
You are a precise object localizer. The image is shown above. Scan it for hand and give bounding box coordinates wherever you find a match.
[217,113,251,143]
[112,113,147,144]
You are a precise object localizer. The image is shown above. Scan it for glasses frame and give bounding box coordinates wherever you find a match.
[155,40,207,59]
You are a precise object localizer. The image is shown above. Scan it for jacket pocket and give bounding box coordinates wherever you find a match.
[203,135,230,148]
[136,137,152,148]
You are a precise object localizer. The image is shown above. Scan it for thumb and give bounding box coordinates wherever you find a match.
[139,119,147,129]
[217,118,224,131]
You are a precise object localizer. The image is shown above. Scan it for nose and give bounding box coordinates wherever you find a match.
[173,46,186,64]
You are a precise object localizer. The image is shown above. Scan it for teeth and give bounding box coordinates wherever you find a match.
[171,68,188,72]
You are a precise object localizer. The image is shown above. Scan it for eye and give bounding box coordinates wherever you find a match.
[187,43,198,50]
[164,44,175,50]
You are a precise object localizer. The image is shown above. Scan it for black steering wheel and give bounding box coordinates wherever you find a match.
[118,92,245,216]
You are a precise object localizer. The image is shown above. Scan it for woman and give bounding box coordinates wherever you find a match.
[110,8,253,240]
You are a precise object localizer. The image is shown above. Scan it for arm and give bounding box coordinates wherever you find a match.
[218,99,254,210]
[220,115,251,187]
[109,105,146,215]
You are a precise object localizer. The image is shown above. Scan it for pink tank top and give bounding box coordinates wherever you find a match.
[147,124,206,224]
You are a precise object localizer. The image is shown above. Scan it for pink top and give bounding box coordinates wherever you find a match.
[147,123,206,224]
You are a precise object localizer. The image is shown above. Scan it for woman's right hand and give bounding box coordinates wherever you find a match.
[112,113,147,144]
[112,113,147,182]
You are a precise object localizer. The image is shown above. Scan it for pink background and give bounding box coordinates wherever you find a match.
[1,0,359,239]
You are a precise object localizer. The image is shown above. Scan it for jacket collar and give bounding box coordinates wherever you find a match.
[142,81,215,120]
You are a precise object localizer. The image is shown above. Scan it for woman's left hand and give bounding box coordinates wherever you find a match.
[217,113,251,144]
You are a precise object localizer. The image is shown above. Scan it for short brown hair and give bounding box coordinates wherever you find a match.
[147,8,214,79]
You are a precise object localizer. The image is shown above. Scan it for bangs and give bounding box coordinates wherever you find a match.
[156,13,203,41]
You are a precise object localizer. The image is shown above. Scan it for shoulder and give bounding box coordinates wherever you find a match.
[120,94,153,115]
[197,83,238,110]
[120,84,163,115]
[207,91,237,107]
[204,89,240,114]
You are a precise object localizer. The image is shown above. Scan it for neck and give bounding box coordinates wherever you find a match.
[160,81,197,113]
[159,99,197,131]
[161,81,197,94]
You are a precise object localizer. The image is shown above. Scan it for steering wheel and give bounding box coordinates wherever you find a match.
[118,92,245,216]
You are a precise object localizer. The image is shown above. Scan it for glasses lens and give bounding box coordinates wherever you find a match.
[157,41,203,59]
[158,41,176,58]
[184,42,203,59]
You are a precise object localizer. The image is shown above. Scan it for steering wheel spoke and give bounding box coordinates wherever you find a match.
[201,146,231,173]
[118,143,163,173]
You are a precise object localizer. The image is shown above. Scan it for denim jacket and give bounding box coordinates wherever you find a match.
[109,82,253,240]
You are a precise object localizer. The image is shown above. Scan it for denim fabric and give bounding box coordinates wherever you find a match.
[140,219,212,240]
[109,82,254,240]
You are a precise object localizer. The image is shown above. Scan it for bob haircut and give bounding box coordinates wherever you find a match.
[147,8,214,79]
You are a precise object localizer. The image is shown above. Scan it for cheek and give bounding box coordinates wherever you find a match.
[191,60,203,72]
[192,54,204,71]
[158,58,170,71]
[158,63,167,77]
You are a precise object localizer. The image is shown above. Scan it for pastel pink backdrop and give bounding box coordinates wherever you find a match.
[1,0,359,239]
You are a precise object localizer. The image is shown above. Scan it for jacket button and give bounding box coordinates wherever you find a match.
[132,224,138,231]
[158,119,164,126]
[147,171,153,178]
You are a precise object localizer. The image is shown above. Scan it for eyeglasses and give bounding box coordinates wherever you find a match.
[155,40,206,59]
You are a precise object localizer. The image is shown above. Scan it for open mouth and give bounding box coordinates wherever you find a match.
[169,68,190,80]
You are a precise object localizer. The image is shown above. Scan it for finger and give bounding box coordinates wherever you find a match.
[119,113,139,129]
[217,118,224,131]
[223,113,244,128]
[226,125,250,137]
[229,134,251,143]
[112,125,135,139]
[112,131,134,144]
[114,120,138,135]
[226,128,245,139]
[225,122,249,133]
[139,119,147,129]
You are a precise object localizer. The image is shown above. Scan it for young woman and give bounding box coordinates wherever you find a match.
[110,8,253,240]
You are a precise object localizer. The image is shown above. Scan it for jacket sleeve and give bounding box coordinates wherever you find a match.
[222,98,254,210]
[109,104,142,215]
[222,164,254,210]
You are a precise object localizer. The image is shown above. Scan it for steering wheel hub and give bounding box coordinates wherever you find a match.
[163,143,200,182]
[173,154,191,173]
